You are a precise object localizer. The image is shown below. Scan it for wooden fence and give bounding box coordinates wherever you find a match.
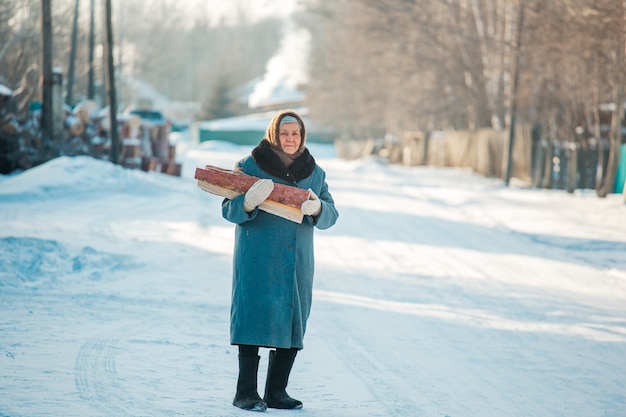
[335,125,533,183]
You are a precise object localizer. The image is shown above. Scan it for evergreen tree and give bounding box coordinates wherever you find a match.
[199,73,237,121]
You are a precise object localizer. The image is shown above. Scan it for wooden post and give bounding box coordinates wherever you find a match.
[40,0,53,145]
[566,142,578,193]
[597,0,625,197]
[104,0,120,164]
[505,1,525,186]
[87,0,95,100]
[66,0,79,106]
[51,68,64,138]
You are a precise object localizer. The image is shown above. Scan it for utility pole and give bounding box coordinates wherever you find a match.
[66,0,80,106]
[597,0,626,198]
[117,1,123,76]
[87,0,95,100]
[104,0,120,164]
[505,1,525,186]
[40,0,53,145]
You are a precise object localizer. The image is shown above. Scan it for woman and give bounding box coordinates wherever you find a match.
[222,109,339,412]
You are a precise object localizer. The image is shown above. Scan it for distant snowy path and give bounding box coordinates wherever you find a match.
[1,142,625,417]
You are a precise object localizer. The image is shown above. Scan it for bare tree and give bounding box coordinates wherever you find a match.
[596,1,625,197]
[520,0,624,194]
[1,1,40,100]
[305,0,516,137]
[304,0,625,194]
[0,0,18,65]
[117,0,281,107]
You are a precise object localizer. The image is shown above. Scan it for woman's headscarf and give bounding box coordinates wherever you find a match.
[252,109,315,181]
[264,109,307,153]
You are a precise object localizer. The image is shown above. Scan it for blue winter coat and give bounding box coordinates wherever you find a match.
[222,155,338,350]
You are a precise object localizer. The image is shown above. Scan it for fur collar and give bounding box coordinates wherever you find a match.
[252,140,316,183]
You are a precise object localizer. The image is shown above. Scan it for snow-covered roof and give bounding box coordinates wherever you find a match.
[194,108,335,134]
[194,108,337,140]
[196,111,278,131]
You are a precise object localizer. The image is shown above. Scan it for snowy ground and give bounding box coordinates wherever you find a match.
[1,137,625,417]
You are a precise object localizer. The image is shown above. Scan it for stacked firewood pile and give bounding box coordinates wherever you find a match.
[117,113,181,176]
[0,98,181,176]
[0,107,63,175]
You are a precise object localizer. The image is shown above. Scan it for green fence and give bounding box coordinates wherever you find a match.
[615,144,626,193]
[195,128,335,145]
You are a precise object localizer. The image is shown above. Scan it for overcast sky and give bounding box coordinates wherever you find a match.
[171,0,301,25]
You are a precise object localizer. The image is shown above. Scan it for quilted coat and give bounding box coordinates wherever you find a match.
[222,110,339,350]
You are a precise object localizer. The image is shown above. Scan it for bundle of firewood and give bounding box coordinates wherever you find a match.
[195,165,311,223]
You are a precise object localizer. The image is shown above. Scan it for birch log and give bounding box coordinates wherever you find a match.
[194,165,311,223]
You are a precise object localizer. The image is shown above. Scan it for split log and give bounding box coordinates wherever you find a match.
[168,144,176,161]
[162,161,182,177]
[195,165,310,206]
[122,138,141,158]
[75,106,91,125]
[194,165,311,223]
[141,156,161,172]
[69,121,84,136]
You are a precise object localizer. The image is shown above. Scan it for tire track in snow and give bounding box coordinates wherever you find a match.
[74,317,174,417]
[75,338,136,416]
[314,306,427,417]
[312,175,508,416]
[72,307,229,417]
[75,338,150,417]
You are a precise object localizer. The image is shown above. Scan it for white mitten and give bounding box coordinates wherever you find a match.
[301,189,322,216]
[243,179,274,212]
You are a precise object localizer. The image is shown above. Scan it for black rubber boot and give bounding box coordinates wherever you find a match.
[233,354,267,412]
[263,349,303,409]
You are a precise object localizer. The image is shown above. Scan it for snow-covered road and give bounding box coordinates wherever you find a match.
[1,140,625,416]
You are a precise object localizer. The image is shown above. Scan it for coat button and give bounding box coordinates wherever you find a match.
[288,245,293,250]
